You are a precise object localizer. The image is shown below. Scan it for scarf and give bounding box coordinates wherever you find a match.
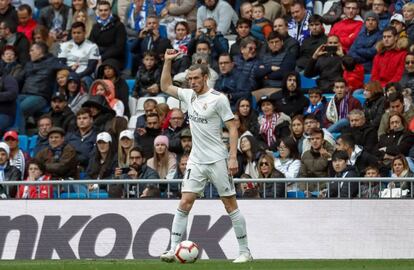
[305,100,323,114]
[172,35,191,54]
[392,169,409,178]
[49,145,64,162]
[0,164,5,182]
[96,14,114,27]
[260,113,278,146]
[326,94,349,123]
[153,0,167,16]
[9,150,25,176]
[127,2,147,32]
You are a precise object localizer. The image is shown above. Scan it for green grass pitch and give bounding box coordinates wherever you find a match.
[1,260,414,270]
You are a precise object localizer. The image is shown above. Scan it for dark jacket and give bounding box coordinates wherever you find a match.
[97,58,130,117]
[89,15,127,68]
[0,60,23,82]
[329,165,359,198]
[21,54,63,101]
[377,129,414,158]
[0,74,18,118]
[86,149,118,180]
[233,55,260,92]
[39,4,70,31]
[65,128,97,168]
[304,53,343,93]
[352,146,380,176]
[215,69,251,108]
[255,49,296,88]
[187,33,229,61]
[131,34,172,63]
[401,71,414,93]
[407,20,414,43]
[47,106,76,133]
[0,5,18,29]
[348,28,382,73]
[163,125,187,155]
[135,127,162,159]
[35,143,78,179]
[81,95,116,133]
[133,64,162,97]
[259,35,300,60]
[0,163,21,198]
[271,71,309,118]
[0,32,30,65]
[33,135,49,157]
[341,124,378,154]
[261,169,285,198]
[363,95,385,128]
[296,33,327,70]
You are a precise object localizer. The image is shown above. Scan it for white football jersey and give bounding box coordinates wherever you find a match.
[58,39,101,73]
[178,88,234,164]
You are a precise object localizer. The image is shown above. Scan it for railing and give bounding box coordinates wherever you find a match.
[1,177,413,199]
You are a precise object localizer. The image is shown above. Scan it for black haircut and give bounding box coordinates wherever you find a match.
[332,150,349,161]
[342,55,356,71]
[71,21,86,32]
[338,134,355,148]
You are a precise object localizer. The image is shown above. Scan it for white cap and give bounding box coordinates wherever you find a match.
[96,132,112,143]
[119,130,134,140]
[0,142,10,157]
[390,13,405,25]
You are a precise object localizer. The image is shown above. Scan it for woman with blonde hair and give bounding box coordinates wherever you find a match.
[256,152,285,198]
[117,129,135,168]
[147,135,176,179]
[73,10,94,38]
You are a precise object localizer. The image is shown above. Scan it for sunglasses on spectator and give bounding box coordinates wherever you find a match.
[259,162,269,166]
[406,61,414,65]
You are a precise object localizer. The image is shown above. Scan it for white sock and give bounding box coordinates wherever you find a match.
[229,208,249,254]
[170,208,189,251]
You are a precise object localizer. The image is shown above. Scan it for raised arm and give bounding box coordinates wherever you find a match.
[160,49,181,98]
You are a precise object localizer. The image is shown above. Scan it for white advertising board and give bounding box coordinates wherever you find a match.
[1,200,414,259]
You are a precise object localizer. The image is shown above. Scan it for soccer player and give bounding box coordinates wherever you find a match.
[159,49,252,263]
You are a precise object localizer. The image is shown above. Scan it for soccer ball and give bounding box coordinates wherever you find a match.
[174,240,200,263]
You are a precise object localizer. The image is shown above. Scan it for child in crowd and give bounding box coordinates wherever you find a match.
[250,4,272,42]
[303,88,326,125]
[362,165,381,198]
[133,51,162,98]
[0,45,23,80]
[342,55,364,93]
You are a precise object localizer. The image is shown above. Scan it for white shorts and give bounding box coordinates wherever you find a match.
[181,159,236,197]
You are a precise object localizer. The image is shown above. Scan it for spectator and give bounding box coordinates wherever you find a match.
[35,127,78,180]
[322,0,344,27]
[46,92,76,132]
[371,26,407,87]
[188,17,229,63]
[341,109,378,154]
[230,18,253,58]
[250,4,272,42]
[31,25,59,55]
[3,130,29,177]
[107,116,128,150]
[65,107,97,172]
[123,0,150,38]
[376,112,414,164]
[342,55,364,93]
[89,79,125,117]
[240,1,253,20]
[58,22,100,83]
[233,37,260,95]
[296,14,327,72]
[163,0,197,32]
[324,78,362,133]
[390,13,409,48]
[403,2,414,42]
[89,0,126,70]
[239,135,262,179]
[363,80,385,128]
[0,19,30,65]
[113,146,160,198]
[290,115,304,152]
[0,0,17,30]
[33,115,52,156]
[38,0,69,41]
[235,97,259,138]
[271,17,299,59]
[72,9,93,38]
[302,114,335,154]
[253,0,282,23]
[388,154,413,192]
[55,68,69,94]
[147,135,176,181]
[371,0,390,31]
[287,1,311,45]
[96,58,130,117]
[271,71,309,118]
[65,72,88,114]
[0,45,23,81]
[257,95,291,149]
[17,159,53,199]
[135,98,157,130]
[191,39,219,71]
[163,108,187,152]
[378,92,414,137]
[135,112,162,159]
[327,150,359,198]
[335,133,379,176]
[171,21,191,55]
[117,129,135,169]
[401,52,414,93]
[274,136,301,186]
[304,35,344,93]
[303,88,327,125]
[66,0,95,34]
[19,42,63,126]
[86,132,117,191]
[196,0,238,35]
[257,152,285,198]
[132,51,162,98]
[215,53,251,110]
[81,95,116,133]
[329,0,363,52]
[361,164,381,198]
[348,11,382,73]
[0,69,18,132]
[17,4,36,42]
[0,142,21,198]
[165,152,188,198]
[255,31,296,91]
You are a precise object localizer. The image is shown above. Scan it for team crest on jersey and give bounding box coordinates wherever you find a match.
[203,103,208,110]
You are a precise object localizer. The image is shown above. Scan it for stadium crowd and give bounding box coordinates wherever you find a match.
[0,0,414,199]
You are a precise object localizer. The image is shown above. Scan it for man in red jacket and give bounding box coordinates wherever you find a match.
[371,26,408,87]
[329,0,363,52]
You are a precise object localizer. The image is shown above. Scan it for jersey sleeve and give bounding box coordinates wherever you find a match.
[57,43,67,58]
[89,43,101,60]
[177,87,194,106]
[215,92,234,122]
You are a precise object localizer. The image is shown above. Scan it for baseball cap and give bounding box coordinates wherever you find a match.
[0,142,10,157]
[180,128,192,138]
[390,13,405,25]
[51,92,68,102]
[96,132,112,143]
[119,130,134,140]
[47,127,66,137]
[3,130,18,141]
